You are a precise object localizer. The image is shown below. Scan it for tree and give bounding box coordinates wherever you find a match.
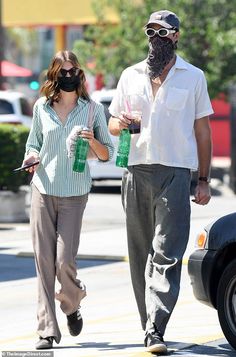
[73,0,151,87]
[171,0,236,98]
[5,28,38,63]
[73,0,236,98]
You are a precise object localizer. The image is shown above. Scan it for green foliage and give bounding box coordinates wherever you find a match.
[170,0,236,98]
[73,0,149,86]
[0,124,30,192]
[73,0,236,98]
[6,28,38,55]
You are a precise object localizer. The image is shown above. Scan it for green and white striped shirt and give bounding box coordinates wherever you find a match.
[25,96,114,197]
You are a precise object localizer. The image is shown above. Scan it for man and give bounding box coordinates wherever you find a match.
[108,10,213,355]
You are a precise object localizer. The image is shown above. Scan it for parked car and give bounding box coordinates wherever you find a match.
[188,212,236,349]
[90,88,124,181]
[0,90,32,128]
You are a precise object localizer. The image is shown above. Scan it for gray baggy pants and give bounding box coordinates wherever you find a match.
[121,164,191,336]
[30,184,88,343]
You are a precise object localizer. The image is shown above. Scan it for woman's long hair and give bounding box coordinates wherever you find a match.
[40,50,90,103]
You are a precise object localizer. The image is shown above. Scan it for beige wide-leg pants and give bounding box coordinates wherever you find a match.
[30,184,88,343]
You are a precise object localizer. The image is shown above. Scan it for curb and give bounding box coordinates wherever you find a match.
[17,251,188,264]
[17,251,129,262]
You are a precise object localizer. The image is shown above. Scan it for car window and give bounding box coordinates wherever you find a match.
[20,98,33,116]
[100,100,112,123]
[0,99,14,114]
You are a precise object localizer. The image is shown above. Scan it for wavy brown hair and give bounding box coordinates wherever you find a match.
[40,50,90,103]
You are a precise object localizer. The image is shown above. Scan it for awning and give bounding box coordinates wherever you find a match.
[3,0,119,26]
[0,60,33,77]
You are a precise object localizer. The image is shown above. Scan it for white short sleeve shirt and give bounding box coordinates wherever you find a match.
[109,55,214,170]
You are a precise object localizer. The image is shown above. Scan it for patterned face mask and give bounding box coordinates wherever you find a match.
[147,35,177,79]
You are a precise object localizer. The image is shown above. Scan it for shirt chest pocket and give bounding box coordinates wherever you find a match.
[165,87,189,111]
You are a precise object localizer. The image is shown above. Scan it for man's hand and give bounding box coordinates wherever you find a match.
[192,181,211,205]
[117,111,133,131]
[108,112,132,135]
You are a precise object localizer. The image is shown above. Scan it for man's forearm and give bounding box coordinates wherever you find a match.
[197,137,212,178]
[108,116,121,136]
[195,117,212,178]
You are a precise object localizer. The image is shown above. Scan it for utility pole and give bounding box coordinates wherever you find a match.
[229,84,236,194]
[0,0,5,89]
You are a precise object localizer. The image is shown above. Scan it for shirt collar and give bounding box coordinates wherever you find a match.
[174,55,188,70]
[44,96,89,107]
[131,60,148,74]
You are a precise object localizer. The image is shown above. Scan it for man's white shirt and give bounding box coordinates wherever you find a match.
[109,55,214,170]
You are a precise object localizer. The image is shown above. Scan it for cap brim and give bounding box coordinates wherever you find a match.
[145,20,173,29]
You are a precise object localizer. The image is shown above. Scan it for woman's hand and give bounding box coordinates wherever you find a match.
[22,153,40,173]
[80,130,109,161]
[80,129,95,146]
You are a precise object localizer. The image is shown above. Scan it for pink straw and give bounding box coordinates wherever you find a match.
[125,99,131,114]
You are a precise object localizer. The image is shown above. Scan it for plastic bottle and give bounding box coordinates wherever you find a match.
[116,129,131,168]
[73,131,89,173]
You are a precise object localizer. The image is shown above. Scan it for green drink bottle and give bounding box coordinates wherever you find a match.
[73,134,89,173]
[116,129,131,168]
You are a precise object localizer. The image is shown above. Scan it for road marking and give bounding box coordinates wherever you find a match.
[189,333,224,344]
[78,352,150,357]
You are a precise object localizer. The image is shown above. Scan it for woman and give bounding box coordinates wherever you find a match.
[23,50,114,349]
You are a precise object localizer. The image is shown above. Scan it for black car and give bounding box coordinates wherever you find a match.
[188,212,236,349]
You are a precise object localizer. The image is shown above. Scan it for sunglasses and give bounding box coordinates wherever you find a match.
[145,27,177,38]
[59,67,80,77]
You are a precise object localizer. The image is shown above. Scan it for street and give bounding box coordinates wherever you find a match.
[0,178,236,356]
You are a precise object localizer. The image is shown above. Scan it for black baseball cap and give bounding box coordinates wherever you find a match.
[145,10,180,30]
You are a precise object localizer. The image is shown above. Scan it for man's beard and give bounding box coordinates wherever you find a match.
[147,36,176,79]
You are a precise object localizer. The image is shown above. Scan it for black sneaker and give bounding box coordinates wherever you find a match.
[144,330,167,354]
[35,336,53,350]
[67,309,83,336]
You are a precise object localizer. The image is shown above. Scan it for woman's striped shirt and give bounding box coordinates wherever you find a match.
[25,96,114,197]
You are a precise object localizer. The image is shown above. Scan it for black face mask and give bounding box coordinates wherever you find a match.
[147,36,176,79]
[57,75,80,92]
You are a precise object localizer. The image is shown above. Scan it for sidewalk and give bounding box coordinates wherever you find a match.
[0,177,235,356]
[0,263,224,356]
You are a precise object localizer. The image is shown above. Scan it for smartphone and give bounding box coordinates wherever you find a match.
[13,161,40,172]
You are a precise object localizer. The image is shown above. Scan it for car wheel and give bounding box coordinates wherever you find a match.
[217,258,236,349]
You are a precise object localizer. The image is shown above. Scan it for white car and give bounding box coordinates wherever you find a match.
[0,90,32,128]
[90,88,124,180]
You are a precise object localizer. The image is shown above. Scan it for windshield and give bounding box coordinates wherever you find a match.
[0,99,14,115]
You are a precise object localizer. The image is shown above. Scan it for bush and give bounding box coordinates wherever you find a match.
[0,124,30,192]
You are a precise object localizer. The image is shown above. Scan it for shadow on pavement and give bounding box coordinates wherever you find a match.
[91,185,121,194]
[172,340,236,356]
[0,254,115,282]
[52,342,143,350]
[77,342,143,351]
